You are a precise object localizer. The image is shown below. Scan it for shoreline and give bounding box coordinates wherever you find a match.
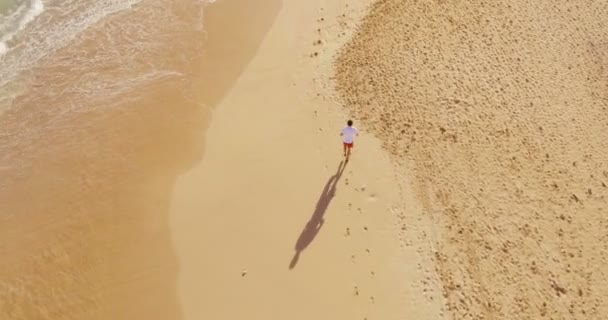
[0,1,211,319]
[170,0,445,319]
[1,0,450,319]
[5,0,603,318]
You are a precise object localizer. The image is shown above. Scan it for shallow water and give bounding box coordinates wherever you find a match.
[0,0,19,14]
[0,0,22,15]
[0,0,214,318]
[0,0,210,156]
[0,0,43,55]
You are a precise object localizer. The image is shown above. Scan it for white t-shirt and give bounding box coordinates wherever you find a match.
[341,126,358,143]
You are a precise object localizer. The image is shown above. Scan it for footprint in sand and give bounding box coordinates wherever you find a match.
[345,228,351,236]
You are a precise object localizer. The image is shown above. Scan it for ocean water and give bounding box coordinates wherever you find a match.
[0,0,44,55]
[0,0,213,167]
[0,0,215,317]
[0,0,199,111]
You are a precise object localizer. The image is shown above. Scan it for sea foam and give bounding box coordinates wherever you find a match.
[0,0,44,56]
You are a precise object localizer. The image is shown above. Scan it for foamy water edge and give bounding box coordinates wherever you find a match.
[0,0,44,56]
[0,0,220,118]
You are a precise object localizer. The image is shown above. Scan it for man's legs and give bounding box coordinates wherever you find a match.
[344,143,353,159]
[343,143,347,157]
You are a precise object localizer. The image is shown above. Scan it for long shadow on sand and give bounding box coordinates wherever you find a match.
[289,160,347,269]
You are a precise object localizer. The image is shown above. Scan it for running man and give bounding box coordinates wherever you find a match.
[340,120,359,159]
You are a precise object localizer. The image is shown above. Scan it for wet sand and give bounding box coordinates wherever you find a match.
[2,0,441,319]
[0,1,209,319]
[170,0,444,319]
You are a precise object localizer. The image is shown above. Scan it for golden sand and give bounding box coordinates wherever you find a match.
[170,0,443,319]
[5,0,431,319]
[336,0,608,318]
[3,0,606,319]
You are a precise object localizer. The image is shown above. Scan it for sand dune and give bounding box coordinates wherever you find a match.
[336,0,608,318]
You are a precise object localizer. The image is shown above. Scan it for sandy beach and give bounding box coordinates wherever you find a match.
[170,0,444,319]
[336,0,608,318]
[1,0,607,319]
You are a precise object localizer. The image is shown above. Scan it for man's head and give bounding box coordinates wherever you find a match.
[347,120,353,126]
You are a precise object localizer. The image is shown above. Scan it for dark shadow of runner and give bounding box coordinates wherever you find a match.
[289,160,347,269]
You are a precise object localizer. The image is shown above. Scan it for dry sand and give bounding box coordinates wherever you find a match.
[170,0,443,319]
[336,0,608,319]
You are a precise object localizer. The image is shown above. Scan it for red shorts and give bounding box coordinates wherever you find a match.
[343,142,354,148]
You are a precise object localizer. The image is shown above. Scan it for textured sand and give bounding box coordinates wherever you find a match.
[170,0,444,319]
[336,0,608,319]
